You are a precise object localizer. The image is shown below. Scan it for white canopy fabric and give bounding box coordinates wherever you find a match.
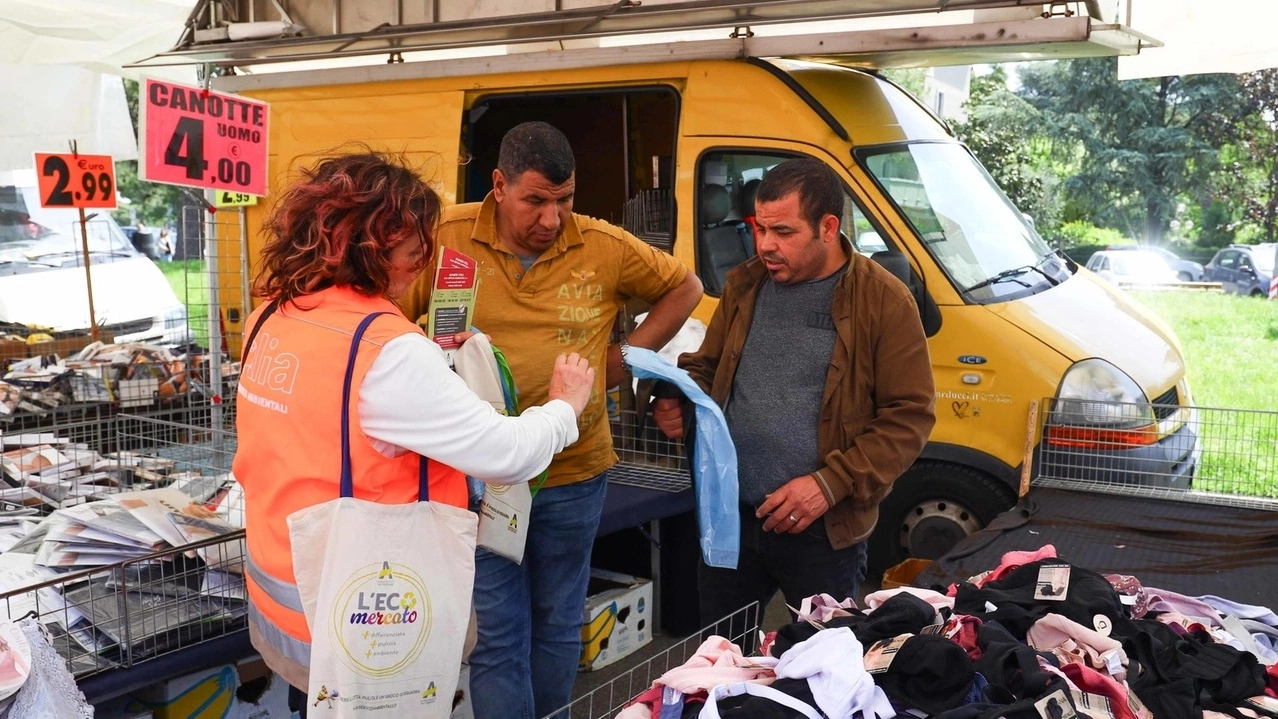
[0,0,195,171]
[1118,0,1278,79]
[0,65,138,170]
[0,0,194,79]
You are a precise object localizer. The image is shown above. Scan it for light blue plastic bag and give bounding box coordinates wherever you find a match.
[626,347,739,569]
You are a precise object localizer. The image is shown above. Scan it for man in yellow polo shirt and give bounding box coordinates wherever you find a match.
[401,121,702,719]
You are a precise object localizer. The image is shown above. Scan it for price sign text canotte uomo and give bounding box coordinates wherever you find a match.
[140,79,269,196]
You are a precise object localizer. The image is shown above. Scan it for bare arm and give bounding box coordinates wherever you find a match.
[606,269,704,387]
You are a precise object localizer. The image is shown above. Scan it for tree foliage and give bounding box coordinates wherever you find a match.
[951,67,1058,230]
[110,79,201,228]
[1015,58,1245,246]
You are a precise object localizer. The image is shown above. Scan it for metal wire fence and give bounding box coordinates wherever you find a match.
[552,602,761,719]
[0,414,242,680]
[609,407,689,493]
[1034,398,1278,510]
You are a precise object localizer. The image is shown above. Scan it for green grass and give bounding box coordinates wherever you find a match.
[1127,289,1278,496]
[159,259,211,349]
[1126,290,1278,411]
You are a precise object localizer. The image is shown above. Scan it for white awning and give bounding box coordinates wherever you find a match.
[1118,0,1278,79]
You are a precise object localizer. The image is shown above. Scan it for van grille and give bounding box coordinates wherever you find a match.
[1151,386,1179,420]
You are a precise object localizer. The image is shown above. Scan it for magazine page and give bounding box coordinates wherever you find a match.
[111,487,206,548]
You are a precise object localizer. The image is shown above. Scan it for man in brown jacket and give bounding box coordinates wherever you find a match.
[653,157,935,623]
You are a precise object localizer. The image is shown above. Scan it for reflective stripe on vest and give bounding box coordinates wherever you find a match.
[247,550,305,614]
[249,602,311,666]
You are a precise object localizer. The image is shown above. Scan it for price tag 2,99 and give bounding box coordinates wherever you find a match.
[215,191,259,208]
[33,153,117,210]
[140,79,269,196]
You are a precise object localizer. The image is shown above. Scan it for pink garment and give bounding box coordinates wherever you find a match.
[1144,586,1227,627]
[976,545,1059,587]
[1060,663,1143,719]
[862,587,955,614]
[655,636,776,695]
[1027,614,1128,682]
[1105,574,1152,619]
[797,593,858,623]
[942,615,984,660]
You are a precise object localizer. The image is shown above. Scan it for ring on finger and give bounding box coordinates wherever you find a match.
[788,514,798,523]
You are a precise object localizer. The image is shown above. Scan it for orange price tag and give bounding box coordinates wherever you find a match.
[33,152,118,210]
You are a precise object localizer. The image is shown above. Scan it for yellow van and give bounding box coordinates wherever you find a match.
[220,57,1197,572]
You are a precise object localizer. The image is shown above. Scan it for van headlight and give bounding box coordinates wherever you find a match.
[1047,359,1158,449]
[163,306,188,330]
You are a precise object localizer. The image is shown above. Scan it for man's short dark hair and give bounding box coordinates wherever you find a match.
[498,121,576,185]
[756,158,842,232]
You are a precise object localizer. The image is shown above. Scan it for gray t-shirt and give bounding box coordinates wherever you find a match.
[726,267,842,507]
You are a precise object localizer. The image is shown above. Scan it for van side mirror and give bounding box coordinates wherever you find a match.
[871,250,942,337]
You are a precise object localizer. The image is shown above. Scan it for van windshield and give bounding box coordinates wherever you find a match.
[859,142,1069,303]
[0,204,137,272]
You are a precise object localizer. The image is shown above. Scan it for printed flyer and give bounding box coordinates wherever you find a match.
[419,248,478,360]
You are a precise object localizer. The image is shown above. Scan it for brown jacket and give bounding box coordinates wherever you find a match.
[679,253,936,548]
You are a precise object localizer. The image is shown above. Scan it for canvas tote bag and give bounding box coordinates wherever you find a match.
[453,334,535,564]
[287,312,478,718]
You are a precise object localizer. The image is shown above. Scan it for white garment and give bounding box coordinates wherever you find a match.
[5,619,91,719]
[359,334,578,484]
[773,628,896,719]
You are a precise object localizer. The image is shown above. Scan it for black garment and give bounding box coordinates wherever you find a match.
[873,634,976,715]
[1122,617,1268,718]
[713,678,822,719]
[973,622,1062,702]
[699,506,866,628]
[768,592,937,657]
[954,560,1133,641]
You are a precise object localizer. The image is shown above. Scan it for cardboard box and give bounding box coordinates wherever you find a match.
[578,569,652,672]
[124,657,291,719]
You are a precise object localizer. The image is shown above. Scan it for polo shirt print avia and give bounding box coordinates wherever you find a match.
[402,193,688,487]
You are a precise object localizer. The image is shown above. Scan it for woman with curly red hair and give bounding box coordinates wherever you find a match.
[231,151,593,710]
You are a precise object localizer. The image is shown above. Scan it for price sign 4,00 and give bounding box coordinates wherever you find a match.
[140,79,269,196]
[33,153,117,210]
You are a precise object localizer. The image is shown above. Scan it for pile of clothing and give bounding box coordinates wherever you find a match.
[616,545,1278,718]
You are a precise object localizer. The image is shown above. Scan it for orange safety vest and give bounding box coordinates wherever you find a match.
[232,285,466,686]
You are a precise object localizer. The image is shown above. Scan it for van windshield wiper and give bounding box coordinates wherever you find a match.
[24,249,135,261]
[965,254,1061,295]
[0,258,61,268]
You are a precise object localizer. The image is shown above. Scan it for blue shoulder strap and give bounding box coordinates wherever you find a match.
[339,312,429,501]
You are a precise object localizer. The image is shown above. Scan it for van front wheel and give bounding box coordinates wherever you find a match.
[866,461,1016,580]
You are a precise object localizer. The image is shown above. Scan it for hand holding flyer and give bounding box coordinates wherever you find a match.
[418,247,479,359]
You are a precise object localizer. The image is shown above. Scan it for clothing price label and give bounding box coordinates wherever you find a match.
[1034,564,1071,601]
[33,152,117,209]
[1092,613,1113,636]
[1034,689,1077,719]
[1070,690,1119,719]
[862,634,910,674]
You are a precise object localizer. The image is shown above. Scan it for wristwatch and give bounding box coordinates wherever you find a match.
[618,340,632,374]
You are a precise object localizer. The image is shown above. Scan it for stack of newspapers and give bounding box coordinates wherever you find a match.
[32,487,238,569]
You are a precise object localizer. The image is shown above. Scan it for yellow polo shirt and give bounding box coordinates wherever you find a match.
[401,193,688,487]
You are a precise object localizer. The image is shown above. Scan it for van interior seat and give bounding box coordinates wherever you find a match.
[698,183,751,294]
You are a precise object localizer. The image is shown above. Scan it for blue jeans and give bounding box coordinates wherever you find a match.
[469,472,607,719]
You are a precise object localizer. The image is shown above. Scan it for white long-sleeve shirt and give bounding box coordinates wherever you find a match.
[358,333,579,484]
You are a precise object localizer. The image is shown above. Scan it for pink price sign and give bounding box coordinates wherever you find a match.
[140,79,269,196]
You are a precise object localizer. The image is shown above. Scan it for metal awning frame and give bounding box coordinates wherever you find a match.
[131,0,1116,70]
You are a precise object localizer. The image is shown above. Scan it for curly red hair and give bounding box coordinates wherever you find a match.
[254,151,440,302]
